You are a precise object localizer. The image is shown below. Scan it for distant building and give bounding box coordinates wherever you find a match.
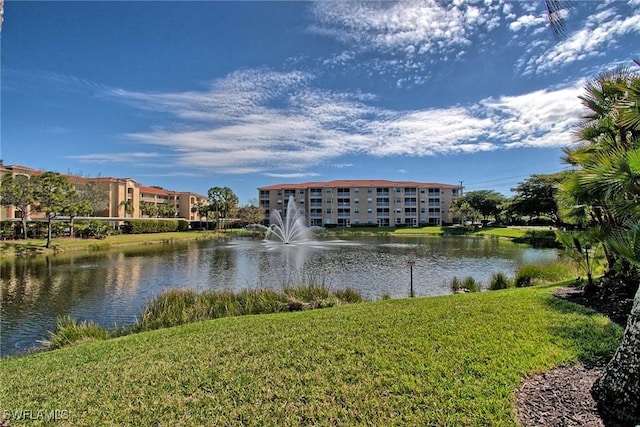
[0,163,207,221]
[258,180,462,227]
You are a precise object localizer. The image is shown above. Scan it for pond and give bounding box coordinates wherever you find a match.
[1,235,558,356]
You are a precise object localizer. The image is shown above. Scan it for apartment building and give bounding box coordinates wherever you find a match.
[0,163,207,221]
[258,180,462,227]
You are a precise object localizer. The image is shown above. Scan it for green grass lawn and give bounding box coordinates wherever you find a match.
[0,285,621,426]
[475,227,528,239]
[0,231,224,256]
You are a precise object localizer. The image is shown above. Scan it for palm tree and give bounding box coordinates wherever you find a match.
[591,224,640,423]
[560,65,640,425]
[119,200,134,218]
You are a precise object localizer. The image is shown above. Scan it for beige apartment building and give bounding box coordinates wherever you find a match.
[258,180,462,227]
[0,163,207,222]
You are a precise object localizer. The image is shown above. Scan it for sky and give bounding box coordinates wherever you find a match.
[2,1,640,204]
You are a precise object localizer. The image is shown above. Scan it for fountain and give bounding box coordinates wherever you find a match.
[265,195,313,244]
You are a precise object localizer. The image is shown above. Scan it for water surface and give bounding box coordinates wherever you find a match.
[1,235,557,356]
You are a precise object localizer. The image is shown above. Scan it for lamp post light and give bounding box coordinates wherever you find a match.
[407,256,416,298]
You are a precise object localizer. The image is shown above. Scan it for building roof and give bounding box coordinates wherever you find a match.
[259,179,461,191]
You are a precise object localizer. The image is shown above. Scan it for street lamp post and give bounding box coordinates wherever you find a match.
[407,257,416,298]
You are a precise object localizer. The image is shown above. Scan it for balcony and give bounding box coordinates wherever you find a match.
[376,212,390,217]
[337,202,350,207]
[376,202,390,207]
[404,202,417,207]
[376,192,390,197]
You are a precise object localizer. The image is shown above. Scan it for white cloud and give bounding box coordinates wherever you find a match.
[93,69,586,176]
[508,14,546,33]
[309,0,508,73]
[264,172,321,178]
[67,152,165,164]
[520,3,640,75]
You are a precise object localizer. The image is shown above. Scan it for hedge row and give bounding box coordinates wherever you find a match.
[123,219,189,234]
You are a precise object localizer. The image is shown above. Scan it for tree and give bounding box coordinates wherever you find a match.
[63,194,93,238]
[556,62,640,425]
[140,201,159,218]
[239,199,265,226]
[119,200,134,218]
[208,186,238,230]
[0,174,34,239]
[191,201,212,229]
[31,172,77,248]
[555,230,602,293]
[449,200,482,225]
[508,173,565,224]
[74,180,109,215]
[157,203,176,218]
[452,190,506,224]
[591,224,640,424]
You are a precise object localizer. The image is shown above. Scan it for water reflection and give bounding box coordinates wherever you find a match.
[1,236,558,356]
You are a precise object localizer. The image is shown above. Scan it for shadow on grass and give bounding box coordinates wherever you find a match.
[540,291,629,427]
[543,293,622,362]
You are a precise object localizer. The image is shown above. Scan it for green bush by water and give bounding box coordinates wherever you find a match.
[515,262,574,287]
[488,272,513,290]
[134,285,363,333]
[45,315,111,349]
[44,286,364,350]
[449,276,481,293]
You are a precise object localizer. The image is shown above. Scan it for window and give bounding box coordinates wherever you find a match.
[354,198,359,203]
[354,208,360,214]
[367,188,373,193]
[354,188,360,193]
[367,197,373,203]
[325,188,332,193]
[326,208,332,214]
[367,208,373,213]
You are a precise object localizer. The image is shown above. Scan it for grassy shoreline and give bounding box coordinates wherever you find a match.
[0,284,621,426]
[0,230,232,257]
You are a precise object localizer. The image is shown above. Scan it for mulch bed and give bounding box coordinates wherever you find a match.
[516,361,607,427]
[515,280,636,427]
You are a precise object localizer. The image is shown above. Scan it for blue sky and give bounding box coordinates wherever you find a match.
[2,1,640,204]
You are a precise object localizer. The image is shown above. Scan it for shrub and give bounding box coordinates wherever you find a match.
[136,286,364,332]
[123,219,181,234]
[515,262,574,287]
[46,315,110,349]
[76,220,111,239]
[0,221,21,239]
[488,272,513,290]
[177,220,190,232]
[450,276,480,293]
[335,287,363,303]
